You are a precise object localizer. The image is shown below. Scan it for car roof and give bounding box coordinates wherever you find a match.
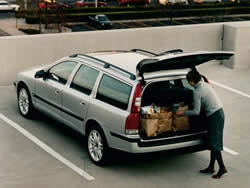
[70,49,233,81]
[88,51,148,75]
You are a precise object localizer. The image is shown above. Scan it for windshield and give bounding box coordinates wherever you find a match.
[98,16,108,21]
[0,2,9,5]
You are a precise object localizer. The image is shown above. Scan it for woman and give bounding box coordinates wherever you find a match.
[176,70,227,179]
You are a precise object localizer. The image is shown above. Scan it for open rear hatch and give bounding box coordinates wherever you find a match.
[138,51,234,140]
[136,51,234,80]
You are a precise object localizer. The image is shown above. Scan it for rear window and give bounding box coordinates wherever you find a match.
[96,75,132,110]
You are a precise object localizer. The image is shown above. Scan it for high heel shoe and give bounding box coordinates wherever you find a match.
[212,168,227,179]
[200,167,215,174]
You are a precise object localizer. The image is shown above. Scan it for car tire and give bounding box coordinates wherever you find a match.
[18,87,34,118]
[87,126,109,166]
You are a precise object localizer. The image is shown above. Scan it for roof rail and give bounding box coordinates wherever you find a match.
[157,49,183,56]
[130,49,157,56]
[69,53,136,80]
[93,50,130,53]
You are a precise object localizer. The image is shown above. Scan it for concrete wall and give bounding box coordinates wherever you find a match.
[0,21,247,86]
[223,22,250,69]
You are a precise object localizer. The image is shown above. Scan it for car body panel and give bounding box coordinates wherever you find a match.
[34,77,64,121]
[0,0,19,11]
[75,0,107,7]
[14,49,234,156]
[38,1,69,9]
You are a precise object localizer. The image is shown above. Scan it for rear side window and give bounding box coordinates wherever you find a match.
[96,75,132,110]
[70,65,99,95]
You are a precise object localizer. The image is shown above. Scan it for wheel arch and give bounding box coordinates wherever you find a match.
[17,81,29,93]
[85,119,109,146]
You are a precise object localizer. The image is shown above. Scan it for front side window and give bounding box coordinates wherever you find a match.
[48,61,77,85]
[96,75,132,110]
[70,65,99,95]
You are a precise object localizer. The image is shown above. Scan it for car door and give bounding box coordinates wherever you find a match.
[34,61,78,121]
[61,64,100,131]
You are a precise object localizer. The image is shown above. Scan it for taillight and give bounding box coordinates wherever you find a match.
[125,83,142,135]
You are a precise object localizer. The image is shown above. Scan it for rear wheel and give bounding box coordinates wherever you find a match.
[18,87,34,118]
[87,126,109,165]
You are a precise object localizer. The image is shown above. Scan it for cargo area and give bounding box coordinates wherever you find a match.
[139,78,207,139]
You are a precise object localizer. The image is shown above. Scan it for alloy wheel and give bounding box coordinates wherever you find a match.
[88,129,104,162]
[18,88,30,116]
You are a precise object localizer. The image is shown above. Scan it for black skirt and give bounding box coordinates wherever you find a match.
[206,109,225,151]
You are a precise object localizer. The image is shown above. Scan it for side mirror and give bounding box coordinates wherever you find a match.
[35,70,48,79]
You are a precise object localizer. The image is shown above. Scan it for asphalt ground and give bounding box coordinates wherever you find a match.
[69,15,250,32]
[0,61,250,188]
[2,11,250,35]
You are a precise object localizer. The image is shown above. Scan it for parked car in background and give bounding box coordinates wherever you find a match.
[75,0,107,7]
[57,0,76,8]
[0,0,20,11]
[159,0,188,5]
[194,0,221,3]
[117,0,149,6]
[38,0,69,9]
[88,14,112,29]
[14,49,233,165]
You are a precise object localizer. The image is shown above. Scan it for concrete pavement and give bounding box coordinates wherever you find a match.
[0,62,250,187]
[0,18,26,36]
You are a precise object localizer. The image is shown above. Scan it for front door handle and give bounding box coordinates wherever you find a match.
[55,90,60,94]
[80,101,85,105]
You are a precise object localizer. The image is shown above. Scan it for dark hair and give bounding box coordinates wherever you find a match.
[186,70,201,84]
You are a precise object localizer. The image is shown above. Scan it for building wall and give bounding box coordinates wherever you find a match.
[223,22,250,69]
[0,22,244,85]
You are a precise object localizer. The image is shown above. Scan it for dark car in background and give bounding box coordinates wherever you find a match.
[75,0,107,7]
[88,14,112,29]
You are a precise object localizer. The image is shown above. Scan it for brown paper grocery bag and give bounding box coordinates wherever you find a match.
[141,113,158,137]
[172,106,190,132]
[157,112,172,134]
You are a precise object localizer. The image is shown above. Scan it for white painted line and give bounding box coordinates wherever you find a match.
[224,147,239,156]
[210,80,250,99]
[0,113,95,181]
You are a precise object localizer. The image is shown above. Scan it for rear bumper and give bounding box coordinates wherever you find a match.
[109,131,208,153]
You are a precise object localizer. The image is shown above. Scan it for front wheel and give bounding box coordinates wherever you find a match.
[18,87,34,118]
[87,126,109,165]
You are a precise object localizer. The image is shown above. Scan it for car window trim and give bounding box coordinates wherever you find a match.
[69,64,100,96]
[46,60,80,86]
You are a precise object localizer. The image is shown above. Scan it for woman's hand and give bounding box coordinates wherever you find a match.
[176,110,185,116]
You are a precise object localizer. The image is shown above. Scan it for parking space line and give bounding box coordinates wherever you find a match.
[172,20,183,25]
[187,19,199,24]
[210,80,250,98]
[224,147,239,156]
[0,113,95,181]
[136,22,150,27]
[154,21,166,26]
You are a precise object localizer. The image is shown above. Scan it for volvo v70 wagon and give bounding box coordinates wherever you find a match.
[14,49,233,165]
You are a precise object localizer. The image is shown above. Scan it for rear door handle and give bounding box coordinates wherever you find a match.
[55,90,60,94]
[80,101,85,105]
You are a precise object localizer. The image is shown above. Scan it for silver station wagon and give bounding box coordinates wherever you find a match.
[14,49,233,165]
